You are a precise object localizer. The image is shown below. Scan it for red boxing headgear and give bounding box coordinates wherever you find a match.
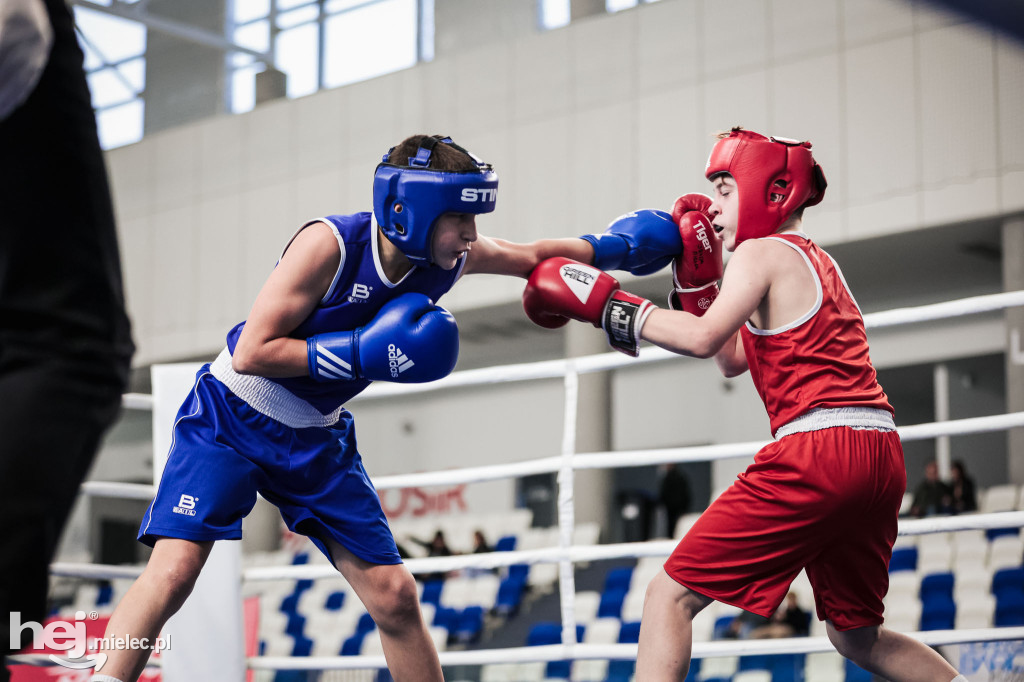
[705,128,827,244]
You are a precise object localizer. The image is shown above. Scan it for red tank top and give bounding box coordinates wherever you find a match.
[739,233,893,436]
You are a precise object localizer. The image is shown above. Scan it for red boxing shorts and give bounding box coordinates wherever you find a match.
[664,426,906,631]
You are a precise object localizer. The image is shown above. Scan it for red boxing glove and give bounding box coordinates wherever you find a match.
[523,257,654,356]
[669,193,723,316]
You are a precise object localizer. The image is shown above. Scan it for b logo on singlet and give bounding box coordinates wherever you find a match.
[173,494,197,516]
[349,283,372,302]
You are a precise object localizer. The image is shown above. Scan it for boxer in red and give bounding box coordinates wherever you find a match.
[522,128,966,682]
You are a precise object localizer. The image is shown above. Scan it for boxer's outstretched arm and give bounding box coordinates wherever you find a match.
[462,235,594,277]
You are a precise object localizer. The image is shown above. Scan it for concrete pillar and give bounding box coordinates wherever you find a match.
[432,0,537,59]
[255,68,287,105]
[564,325,613,533]
[1003,218,1024,484]
[143,0,229,134]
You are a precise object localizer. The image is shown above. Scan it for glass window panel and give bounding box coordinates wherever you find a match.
[234,20,271,52]
[88,68,137,108]
[323,0,417,88]
[276,22,320,98]
[277,0,317,11]
[324,0,374,13]
[231,51,257,68]
[230,63,262,113]
[234,0,271,24]
[73,7,146,64]
[81,41,105,72]
[118,58,146,93]
[96,99,144,150]
[540,0,569,29]
[606,0,637,11]
[277,5,320,29]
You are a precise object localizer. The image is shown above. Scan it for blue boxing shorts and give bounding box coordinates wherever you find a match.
[138,364,401,565]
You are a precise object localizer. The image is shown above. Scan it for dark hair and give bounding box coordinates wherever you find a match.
[386,134,480,172]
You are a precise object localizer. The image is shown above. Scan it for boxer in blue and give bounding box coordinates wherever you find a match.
[95,134,622,682]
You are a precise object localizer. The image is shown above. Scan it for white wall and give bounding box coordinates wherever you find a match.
[105,0,1024,367]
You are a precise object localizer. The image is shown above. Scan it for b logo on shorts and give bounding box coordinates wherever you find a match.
[173,494,197,516]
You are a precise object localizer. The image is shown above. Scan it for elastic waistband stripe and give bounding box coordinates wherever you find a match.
[210,348,344,428]
[774,407,896,440]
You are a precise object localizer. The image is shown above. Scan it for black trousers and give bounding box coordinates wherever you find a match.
[0,0,134,676]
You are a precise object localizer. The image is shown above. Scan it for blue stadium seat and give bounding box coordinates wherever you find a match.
[356,612,376,634]
[738,653,770,671]
[527,622,562,646]
[712,614,735,639]
[597,587,628,619]
[845,658,872,681]
[604,566,634,592]
[607,659,635,679]
[494,576,525,616]
[618,621,641,644]
[986,527,1019,541]
[494,535,517,552]
[888,547,918,572]
[770,653,805,682]
[420,578,444,606]
[995,591,1024,626]
[920,595,956,630]
[290,635,313,657]
[992,567,1024,601]
[284,613,306,637]
[340,632,366,656]
[324,590,345,611]
[432,606,458,632]
[919,572,954,601]
[96,583,114,607]
[453,605,485,643]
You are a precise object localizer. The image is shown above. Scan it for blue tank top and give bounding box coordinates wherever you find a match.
[225,212,464,413]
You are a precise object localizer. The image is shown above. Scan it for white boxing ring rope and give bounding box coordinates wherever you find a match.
[26,289,1024,675]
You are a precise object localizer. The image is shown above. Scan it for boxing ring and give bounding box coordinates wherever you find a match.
[20,289,1024,679]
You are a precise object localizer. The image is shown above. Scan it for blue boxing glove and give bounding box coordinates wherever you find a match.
[580,209,682,276]
[307,293,459,383]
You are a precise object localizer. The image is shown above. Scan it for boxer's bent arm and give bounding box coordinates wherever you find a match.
[641,242,768,361]
[462,235,594,278]
[232,223,341,377]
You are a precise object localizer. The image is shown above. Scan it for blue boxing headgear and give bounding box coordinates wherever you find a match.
[373,136,498,265]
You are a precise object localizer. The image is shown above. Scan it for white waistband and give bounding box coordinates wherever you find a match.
[210,348,346,429]
[774,407,896,440]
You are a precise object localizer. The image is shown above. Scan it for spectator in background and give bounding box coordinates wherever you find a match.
[412,530,454,582]
[949,460,978,514]
[658,463,692,537]
[471,529,492,554]
[909,460,952,518]
[751,592,811,639]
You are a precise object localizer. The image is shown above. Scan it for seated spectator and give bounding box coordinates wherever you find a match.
[909,460,952,518]
[949,460,978,514]
[411,530,455,582]
[471,529,492,554]
[750,592,811,639]
[723,609,771,639]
